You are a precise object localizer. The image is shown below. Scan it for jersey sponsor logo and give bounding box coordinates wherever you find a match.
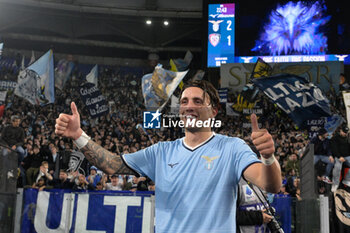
[201,156,220,170]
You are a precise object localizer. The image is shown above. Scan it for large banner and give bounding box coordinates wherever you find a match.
[21,189,154,233]
[221,61,343,93]
[79,82,109,118]
[252,74,331,128]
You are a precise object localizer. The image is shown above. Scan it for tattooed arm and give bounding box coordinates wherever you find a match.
[80,140,137,175]
[55,102,137,176]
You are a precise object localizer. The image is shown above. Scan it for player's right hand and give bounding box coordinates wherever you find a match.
[55,102,82,140]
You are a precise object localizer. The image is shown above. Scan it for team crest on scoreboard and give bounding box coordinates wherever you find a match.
[208,20,224,32]
[209,33,221,47]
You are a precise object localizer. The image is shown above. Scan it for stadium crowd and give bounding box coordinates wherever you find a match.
[0,56,347,199]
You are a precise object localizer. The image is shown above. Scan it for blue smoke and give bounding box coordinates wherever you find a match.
[252,1,330,55]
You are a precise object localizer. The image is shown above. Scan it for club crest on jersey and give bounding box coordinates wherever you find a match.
[201,156,220,170]
[209,33,221,47]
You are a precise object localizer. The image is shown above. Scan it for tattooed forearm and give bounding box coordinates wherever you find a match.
[80,140,137,175]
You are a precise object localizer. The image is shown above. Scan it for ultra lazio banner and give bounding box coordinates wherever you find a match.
[21,189,154,233]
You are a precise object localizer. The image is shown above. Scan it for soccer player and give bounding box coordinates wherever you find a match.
[55,80,281,233]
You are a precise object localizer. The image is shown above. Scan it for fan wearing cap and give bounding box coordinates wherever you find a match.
[104,174,124,191]
[86,166,102,189]
[330,124,350,191]
[311,128,334,184]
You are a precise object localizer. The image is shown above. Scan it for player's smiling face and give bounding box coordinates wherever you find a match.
[179,87,217,129]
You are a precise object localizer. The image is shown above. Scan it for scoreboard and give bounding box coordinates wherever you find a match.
[207,3,235,67]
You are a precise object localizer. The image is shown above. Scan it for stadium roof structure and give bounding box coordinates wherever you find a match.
[0,0,203,63]
[0,0,348,67]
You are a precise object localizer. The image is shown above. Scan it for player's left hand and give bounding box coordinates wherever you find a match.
[250,114,275,158]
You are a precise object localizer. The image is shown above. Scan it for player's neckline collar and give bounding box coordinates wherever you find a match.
[182,132,216,152]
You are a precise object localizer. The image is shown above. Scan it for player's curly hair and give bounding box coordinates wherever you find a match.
[180,80,220,110]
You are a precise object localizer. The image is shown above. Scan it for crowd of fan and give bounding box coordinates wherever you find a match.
[0,61,347,198]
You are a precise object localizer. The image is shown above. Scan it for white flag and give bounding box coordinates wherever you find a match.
[21,55,25,70]
[29,50,35,66]
[86,64,98,87]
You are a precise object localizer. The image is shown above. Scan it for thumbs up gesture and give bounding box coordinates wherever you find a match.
[250,114,275,158]
[55,102,83,140]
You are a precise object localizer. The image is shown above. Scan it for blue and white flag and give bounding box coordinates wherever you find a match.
[79,82,109,118]
[86,64,98,87]
[141,64,188,110]
[252,74,331,127]
[170,50,193,72]
[55,59,74,90]
[14,50,55,105]
[324,115,343,134]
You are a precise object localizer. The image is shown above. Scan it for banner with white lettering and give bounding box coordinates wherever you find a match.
[21,189,154,233]
[218,88,228,103]
[79,82,109,118]
[305,115,343,138]
[0,80,17,90]
[221,61,343,93]
[305,118,326,139]
[242,102,264,129]
[252,74,332,128]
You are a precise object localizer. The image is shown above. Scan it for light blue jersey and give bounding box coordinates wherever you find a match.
[122,133,261,233]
